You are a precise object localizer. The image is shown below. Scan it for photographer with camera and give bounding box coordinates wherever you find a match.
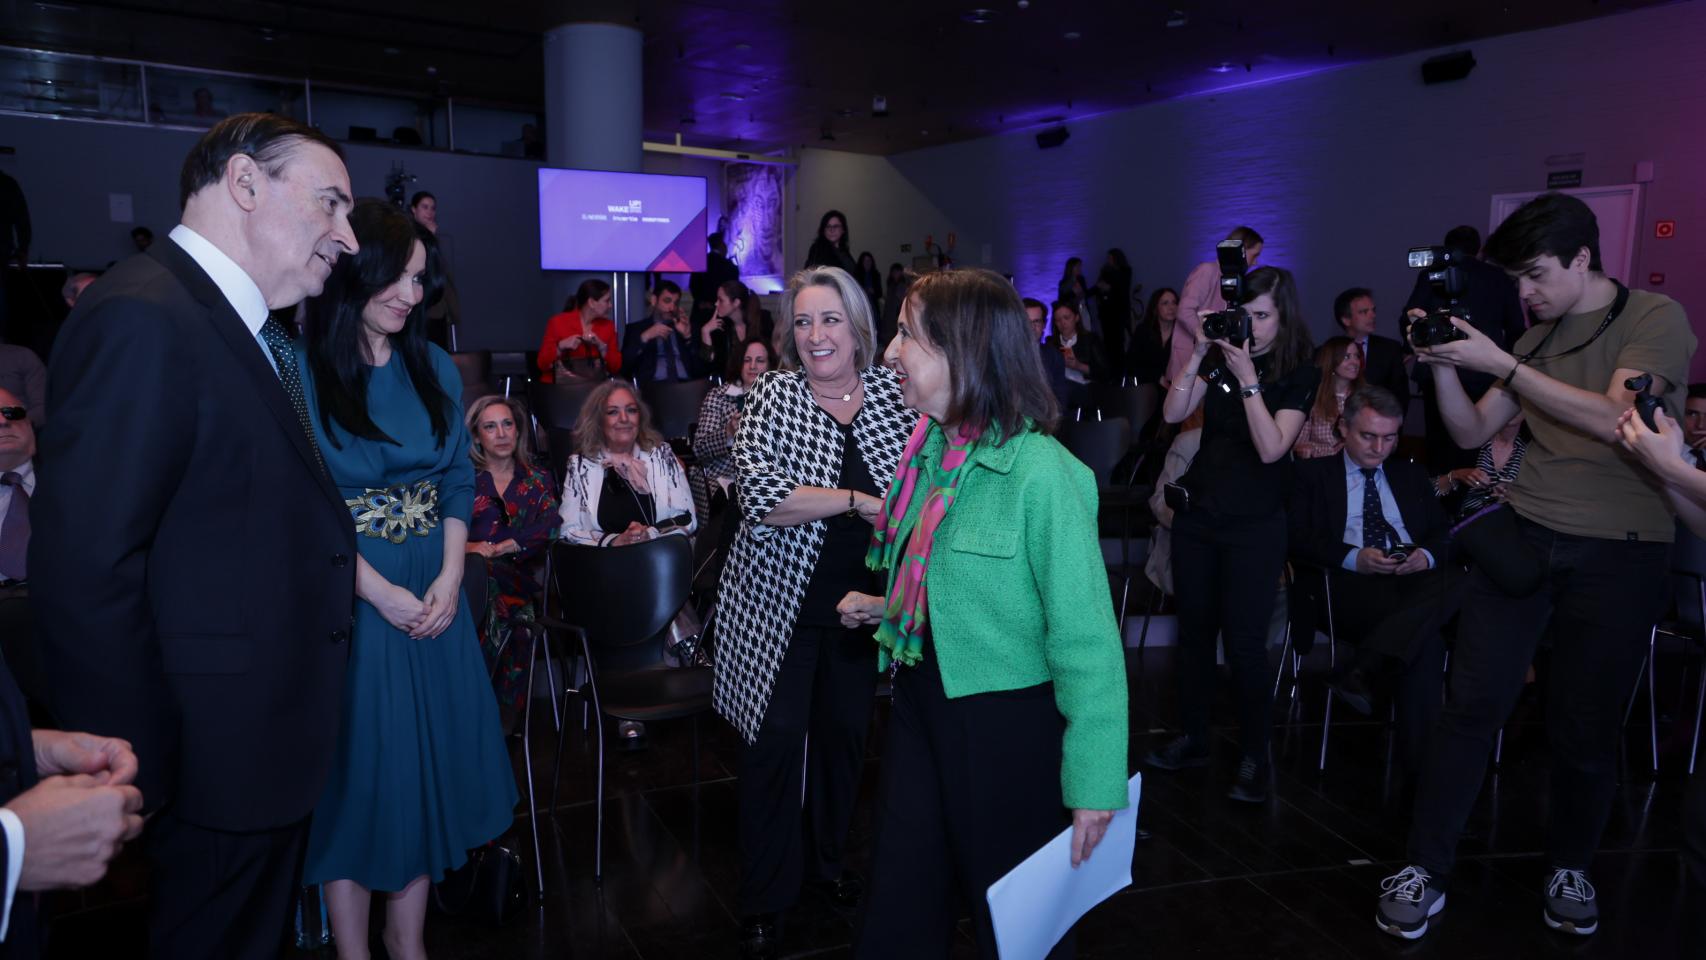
[1143,264,1317,803]
[1166,226,1264,386]
[1404,226,1527,471]
[1374,193,1693,941]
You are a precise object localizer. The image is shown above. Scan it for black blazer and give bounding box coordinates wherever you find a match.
[29,239,356,832]
[1360,334,1411,409]
[0,659,38,958]
[1287,452,1450,573]
[1046,332,1111,384]
[620,317,708,386]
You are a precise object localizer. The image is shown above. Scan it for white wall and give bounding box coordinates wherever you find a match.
[795,1,1706,376]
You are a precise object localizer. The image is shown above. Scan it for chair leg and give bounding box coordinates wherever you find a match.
[1689,661,1706,776]
[541,634,563,733]
[1273,625,1293,701]
[594,698,606,884]
[1647,627,1659,774]
[1493,727,1505,767]
[521,633,545,899]
[1318,679,1334,772]
[1138,586,1160,656]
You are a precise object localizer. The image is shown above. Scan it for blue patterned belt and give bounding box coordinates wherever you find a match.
[345,479,441,543]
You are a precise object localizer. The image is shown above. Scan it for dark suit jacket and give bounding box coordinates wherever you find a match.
[1037,342,1070,409]
[29,239,356,832]
[1047,332,1111,384]
[621,317,708,386]
[0,659,39,958]
[1360,334,1411,409]
[1288,453,1450,572]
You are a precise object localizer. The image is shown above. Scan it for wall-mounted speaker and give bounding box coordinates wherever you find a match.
[1421,51,1475,85]
[1035,126,1070,149]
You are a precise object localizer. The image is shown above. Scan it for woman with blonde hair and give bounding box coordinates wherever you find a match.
[556,379,696,547]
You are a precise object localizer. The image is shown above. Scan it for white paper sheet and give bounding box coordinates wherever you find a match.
[986,773,1141,959]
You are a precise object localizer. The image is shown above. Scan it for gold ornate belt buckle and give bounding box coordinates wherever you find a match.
[346,480,442,543]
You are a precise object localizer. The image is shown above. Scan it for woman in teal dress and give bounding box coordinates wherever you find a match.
[299,200,516,960]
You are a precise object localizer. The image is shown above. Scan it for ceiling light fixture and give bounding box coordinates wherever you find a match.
[1017,0,1030,8]
[720,91,745,101]
[963,8,995,24]
[1064,31,1082,40]
[1209,61,1235,73]
[383,46,400,55]
[1166,10,1188,28]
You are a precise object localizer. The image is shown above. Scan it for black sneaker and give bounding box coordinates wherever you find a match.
[1226,756,1268,803]
[738,913,779,959]
[814,870,863,909]
[1541,868,1598,936]
[1144,735,1210,771]
[1375,866,1445,940]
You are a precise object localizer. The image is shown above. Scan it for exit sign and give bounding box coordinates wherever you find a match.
[1655,220,1676,239]
[1547,170,1582,189]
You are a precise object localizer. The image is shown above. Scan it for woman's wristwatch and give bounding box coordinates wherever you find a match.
[1239,382,1264,399]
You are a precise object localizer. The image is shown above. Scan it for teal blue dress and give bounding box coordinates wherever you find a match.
[299,344,517,892]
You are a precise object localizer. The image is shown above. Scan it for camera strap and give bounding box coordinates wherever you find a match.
[1515,281,1630,366]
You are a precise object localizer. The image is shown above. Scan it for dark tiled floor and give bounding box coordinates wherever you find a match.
[43,646,1706,958]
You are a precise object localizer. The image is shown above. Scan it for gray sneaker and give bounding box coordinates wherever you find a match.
[1375,866,1445,940]
[1542,868,1598,936]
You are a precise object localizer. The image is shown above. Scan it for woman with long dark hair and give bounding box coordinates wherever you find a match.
[700,279,771,377]
[1094,247,1133,365]
[803,209,858,273]
[536,277,620,382]
[1130,286,1180,386]
[299,199,515,958]
[854,250,884,317]
[1145,266,1318,803]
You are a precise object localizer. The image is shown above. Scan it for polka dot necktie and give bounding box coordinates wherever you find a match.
[1360,467,1393,549]
[259,318,327,476]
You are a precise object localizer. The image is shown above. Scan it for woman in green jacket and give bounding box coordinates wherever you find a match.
[839,268,1130,957]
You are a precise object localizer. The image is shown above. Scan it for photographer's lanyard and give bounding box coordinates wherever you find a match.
[1515,281,1630,368]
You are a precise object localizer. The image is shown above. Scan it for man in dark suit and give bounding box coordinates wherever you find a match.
[1023,297,1070,410]
[1405,225,1527,471]
[1288,386,1460,769]
[1334,287,1411,414]
[30,114,359,959]
[622,280,705,385]
[0,654,143,959]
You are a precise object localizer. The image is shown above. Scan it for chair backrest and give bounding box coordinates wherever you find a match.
[1672,521,1706,632]
[1061,416,1131,487]
[641,379,713,440]
[529,380,600,431]
[463,551,489,622]
[1092,382,1158,437]
[549,536,693,675]
[490,351,532,379]
[546,428,577,485]
[451,350,492,388]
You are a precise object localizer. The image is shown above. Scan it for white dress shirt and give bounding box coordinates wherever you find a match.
[0,806,20,940]
[168,224,278,376]
[1341,453,1433,571]
[1060,334,1088,385]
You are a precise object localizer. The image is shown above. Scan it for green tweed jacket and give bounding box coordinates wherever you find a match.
[913,425,1130,811]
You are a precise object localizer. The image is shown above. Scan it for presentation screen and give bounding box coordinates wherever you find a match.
[538,168,707,272]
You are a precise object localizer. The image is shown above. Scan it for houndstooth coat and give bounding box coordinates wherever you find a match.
[713,364,915,742]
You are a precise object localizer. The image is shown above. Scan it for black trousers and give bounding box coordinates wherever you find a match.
[147,808,308,960]
[855,652,1072,959]
[737,624,878,916]
[1322,566,1460,769]
[1407,515,1670,884]
[1171,508,1289,760]
[1687,764,1706,891]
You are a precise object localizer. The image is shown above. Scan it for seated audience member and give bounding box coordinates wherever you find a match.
[1334,287,1410,411]
[1167,225,1263,384]
[1048,298,1109,412]
[1680,383,1706,470]
[690,336,776,524]
[1023,297,1070,410]
[0,387,40,706]
[1294,337,1365,459]
[699,280,770,377]
[1288,386,1458,770]
[558,380,696,546]
[0,653,146,958]
[537,279,620,383]
[1435,412,1527,514]
[1405,225,1527,472]
[60,273,97,310]
[622,280,705,386]
[1145,408,1205,596]
[466,396,559,731]
[0,348,45,427]
[1130,286,1179,386]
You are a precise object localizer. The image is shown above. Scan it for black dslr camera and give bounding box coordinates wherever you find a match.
[1200,239,1252,347]
[1626,372,1662,431]
[1405,246,1471,347]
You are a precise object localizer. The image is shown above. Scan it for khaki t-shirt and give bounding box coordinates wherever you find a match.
[1506,287,1694,542]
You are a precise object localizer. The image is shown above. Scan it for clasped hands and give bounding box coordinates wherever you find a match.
[374,571,460,639]
[6,731,144,890]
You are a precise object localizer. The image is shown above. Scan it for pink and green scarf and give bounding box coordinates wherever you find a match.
[866,416,982,669]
